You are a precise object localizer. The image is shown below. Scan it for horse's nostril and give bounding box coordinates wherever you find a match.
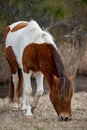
[60,116,72,121]
[65,117,69,121]
[65,117,72,121]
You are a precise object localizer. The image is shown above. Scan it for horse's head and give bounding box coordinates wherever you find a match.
[50,75,74,121]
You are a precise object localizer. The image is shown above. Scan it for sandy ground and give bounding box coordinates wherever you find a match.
[0,92,87,130]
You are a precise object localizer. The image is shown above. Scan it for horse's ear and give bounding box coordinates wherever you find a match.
[53,75,60,87]
[69,76,74,81]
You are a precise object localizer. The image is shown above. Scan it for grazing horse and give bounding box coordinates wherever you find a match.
[4,20,74,121]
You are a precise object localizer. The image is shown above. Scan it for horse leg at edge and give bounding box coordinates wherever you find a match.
[8,75,14,103]
[31,72,44,113]
[8,71,19,109]
[12,72,19,108]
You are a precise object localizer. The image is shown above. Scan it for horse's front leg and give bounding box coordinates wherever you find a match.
[21,71,33,116]
[31,72,44,113]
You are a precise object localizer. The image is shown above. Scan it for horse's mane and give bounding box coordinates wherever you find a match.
[50,44,71,95]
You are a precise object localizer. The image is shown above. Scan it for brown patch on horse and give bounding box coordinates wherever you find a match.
[5,46,19,74]
[11,22,28,32]
[22,43,57,86]
[4,26,10,44]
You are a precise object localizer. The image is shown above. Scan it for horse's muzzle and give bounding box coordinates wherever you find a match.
[59,113,72,121]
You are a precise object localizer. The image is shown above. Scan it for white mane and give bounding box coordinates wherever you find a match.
[24,20,56,46]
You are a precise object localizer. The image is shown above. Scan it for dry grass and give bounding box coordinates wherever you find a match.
[0,92,87,130]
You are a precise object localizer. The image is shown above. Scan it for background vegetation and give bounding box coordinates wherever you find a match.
[0,0,87,82]
[0,0,87,31]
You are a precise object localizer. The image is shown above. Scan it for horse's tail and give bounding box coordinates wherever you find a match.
[50,44,71,95]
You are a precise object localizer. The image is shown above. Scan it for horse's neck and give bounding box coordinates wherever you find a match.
[41,64,57,90]
[43,73,55,91]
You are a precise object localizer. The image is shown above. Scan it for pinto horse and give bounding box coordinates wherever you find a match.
[4,20,74,121]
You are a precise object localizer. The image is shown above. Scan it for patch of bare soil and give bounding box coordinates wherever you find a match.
[0,92,87,130]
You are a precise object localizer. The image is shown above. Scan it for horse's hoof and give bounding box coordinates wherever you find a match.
[26,112,33,118]
[21,104,27,111]
[9,102,19,110]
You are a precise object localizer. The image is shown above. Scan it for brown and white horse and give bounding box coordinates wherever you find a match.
[4,20,74,121]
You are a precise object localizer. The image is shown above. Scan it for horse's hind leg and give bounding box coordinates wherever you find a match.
[5,46,20,107]
[31,72,44,113]
[9,70,23,108]
[21,71,33,116]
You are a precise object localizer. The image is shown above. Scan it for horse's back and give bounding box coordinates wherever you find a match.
[5,20,56,68]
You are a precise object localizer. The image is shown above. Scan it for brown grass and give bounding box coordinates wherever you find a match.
[0,92,87,130]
